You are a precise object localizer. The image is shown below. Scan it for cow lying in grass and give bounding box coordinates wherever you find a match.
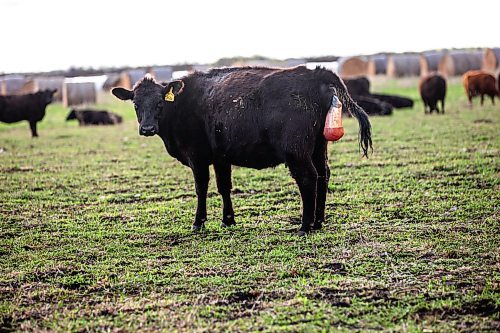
[66,109,123,125]
[0,89,57,137]
[112,66,372,235]
[344,77,414,113]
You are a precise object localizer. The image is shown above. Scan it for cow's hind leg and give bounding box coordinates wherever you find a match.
[441,99,445,114]
[191,164,209,231]
[287,155,318,236]
[312,140,329,231]
[29,121,38,137]
[214,162,235,227]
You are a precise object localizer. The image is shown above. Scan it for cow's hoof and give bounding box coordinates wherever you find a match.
[192,224,205,232]
[220,222,234,228]
[312,222,323,230]
[296,230,308,237]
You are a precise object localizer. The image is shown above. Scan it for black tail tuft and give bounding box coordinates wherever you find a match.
[350,104,373,158]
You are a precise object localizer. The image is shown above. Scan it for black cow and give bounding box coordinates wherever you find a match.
[66,109,123,125]
[344,77,414,109]
[344,77,370,96]
[0,89,57,137]
[369,93,414,109]
[419,74,446,113]
[352,95,393,116]
[112,67,372,235]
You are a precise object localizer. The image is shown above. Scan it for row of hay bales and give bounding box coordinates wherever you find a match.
[338,48,499,78]
[103,66,174,90]
[0,66,173,106]
[0,76,95,106]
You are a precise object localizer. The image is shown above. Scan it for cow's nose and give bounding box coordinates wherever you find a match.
[140,125,156,136]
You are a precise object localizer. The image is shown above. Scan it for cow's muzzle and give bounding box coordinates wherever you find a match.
[139,125,157,137]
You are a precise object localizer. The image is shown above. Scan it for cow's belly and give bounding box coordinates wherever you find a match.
[220,142,284,169]
[0,112,25,123]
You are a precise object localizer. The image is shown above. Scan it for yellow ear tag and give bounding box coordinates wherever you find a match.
[165,88,175,102]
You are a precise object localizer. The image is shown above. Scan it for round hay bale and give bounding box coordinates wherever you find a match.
[149,66,173,83]
[387,54,421,77]
[447,50,483,76]
[0,75,26,95]
[367,55,387,75]
[482,48,500,73]
[63,82,96,107]
[420,51,447,77]
[115,69,147,89]
[338,56,368,78]
[102,73,121,91]
[20,77,64,101]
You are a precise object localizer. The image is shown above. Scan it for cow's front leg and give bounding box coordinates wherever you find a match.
[287,156,318,236]
[29,121,38,137]
[214,162,235,227]
[192,164,209,231]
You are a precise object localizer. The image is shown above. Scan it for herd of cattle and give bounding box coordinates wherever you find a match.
[0,67,498,137]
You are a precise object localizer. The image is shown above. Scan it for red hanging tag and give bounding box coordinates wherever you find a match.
[323,95,344,141]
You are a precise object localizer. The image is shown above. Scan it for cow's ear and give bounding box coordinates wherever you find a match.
[163,80,185,97]
[112,87,134,100]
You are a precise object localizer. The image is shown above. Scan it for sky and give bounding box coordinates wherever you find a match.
[1,0,499,73]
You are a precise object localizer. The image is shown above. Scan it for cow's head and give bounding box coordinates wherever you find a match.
[66,109,77,121]
[112,76,184,136]
[42,89,57,104]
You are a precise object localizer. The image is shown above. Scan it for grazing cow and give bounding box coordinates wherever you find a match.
[112,67,372,235]
[0,89,57,137]
[66,109,123,125]
[463,70,499,106]
[352,95,393,116]
[419,73,447,114]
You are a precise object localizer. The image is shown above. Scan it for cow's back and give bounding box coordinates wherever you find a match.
[0,94,43,123]
[196,67,284,167]
[160,66,337,169]
[463,71,496,94]
[420,75,446,101]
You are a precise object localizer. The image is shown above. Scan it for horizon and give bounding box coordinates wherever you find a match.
[2,0,499,74]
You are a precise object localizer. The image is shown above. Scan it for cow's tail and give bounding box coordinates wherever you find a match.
[347,100,372,158]
[315,67,372,157]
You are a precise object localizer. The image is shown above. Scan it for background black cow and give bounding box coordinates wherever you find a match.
[344,77,414,115]
[0,89,57,137]
[419,73,447,113]
[66,109,123,125]
[112,67,372,235]
[352,94,393,116]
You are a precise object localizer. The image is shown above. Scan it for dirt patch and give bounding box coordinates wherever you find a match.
[310,287,393,307]
[2,166,34,173]
[320,262,348,275]
[473,119,493,124]
[414,299,498,320]
[0,315,14,333]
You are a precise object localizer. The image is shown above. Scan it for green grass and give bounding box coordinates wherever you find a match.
[1,79,499,332]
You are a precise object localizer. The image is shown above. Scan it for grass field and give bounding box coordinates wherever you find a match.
[1,78,499,332]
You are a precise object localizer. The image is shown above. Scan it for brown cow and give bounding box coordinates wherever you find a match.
[462,70,498,106]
